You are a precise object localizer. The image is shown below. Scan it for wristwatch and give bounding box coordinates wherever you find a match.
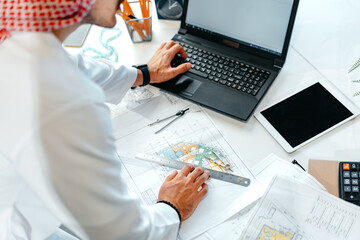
[133,64,150,87]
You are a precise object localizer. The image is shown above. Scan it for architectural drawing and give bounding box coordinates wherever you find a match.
[113,93,262,240]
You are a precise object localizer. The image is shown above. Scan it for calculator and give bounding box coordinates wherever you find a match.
[339,162,360,206]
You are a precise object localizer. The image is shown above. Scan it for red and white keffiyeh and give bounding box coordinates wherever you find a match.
[0,0,95,42]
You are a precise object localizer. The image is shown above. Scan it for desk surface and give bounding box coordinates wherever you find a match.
[65,0,360,170]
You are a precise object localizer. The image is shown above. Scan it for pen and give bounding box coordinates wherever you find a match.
[128,14,137,19]
[118,11,146,39]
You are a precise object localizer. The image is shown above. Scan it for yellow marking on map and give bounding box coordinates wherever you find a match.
[206,157,226,171]
[171,143,198,156]
[259,226,293,240]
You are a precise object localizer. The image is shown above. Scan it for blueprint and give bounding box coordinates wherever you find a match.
[204,154,326,240]
[240,175,360,240]
[112,90,263,240]
[241,198,312,240]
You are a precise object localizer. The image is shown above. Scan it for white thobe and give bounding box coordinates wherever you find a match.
[0,32,180,240]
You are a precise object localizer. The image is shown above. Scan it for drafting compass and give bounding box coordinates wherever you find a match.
[148,108,189,134]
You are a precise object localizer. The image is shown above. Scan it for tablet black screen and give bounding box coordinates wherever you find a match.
[261,82,353,148]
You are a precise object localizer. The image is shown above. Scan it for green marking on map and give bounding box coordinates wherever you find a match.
[157,143,231,172]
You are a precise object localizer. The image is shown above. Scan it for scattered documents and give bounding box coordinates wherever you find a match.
[204,154,326,240]
[113,89,262,240]
[112,87,358,240]
[241,175,360,240]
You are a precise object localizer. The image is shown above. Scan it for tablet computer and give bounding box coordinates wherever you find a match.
[255,81,360,153]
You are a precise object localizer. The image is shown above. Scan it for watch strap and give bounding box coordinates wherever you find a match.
[134,64,150,87]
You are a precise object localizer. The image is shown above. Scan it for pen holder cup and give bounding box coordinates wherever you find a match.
[121,1,152,43]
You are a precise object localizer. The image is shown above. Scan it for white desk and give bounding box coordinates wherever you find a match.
[291,0,360,91]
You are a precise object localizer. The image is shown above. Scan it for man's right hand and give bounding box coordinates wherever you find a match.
[158,165,210,222]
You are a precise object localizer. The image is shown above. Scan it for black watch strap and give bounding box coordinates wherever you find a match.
[133,64,150,87]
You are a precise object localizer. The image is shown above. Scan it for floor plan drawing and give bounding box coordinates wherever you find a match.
[305,196,358,239]
[240,175,360,240]
[113,93,262,240]
[246,200,310,240]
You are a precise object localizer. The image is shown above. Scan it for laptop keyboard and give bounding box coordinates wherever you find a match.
[171,42,271,96]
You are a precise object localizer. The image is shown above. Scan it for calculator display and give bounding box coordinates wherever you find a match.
[261,82,353,148]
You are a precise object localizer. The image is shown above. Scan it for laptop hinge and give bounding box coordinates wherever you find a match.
[178,28,187,35]
[273,59,284,69]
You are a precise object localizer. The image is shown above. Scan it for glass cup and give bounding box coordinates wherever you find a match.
[121,0,152,43]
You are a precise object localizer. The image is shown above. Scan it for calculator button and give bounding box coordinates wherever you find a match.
[346,193,359,202]
[351,172,358,178]
[353,186,359,192]
[344,186,351,192]
[352,179,359,185]
[344,179,351,185]
[351,163,358,170]
[343,163,350,170]
[343,171,350,178]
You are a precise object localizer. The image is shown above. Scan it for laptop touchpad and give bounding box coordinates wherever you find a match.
[175,77,202,97]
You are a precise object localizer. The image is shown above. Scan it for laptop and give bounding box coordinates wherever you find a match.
[154,0,300,121]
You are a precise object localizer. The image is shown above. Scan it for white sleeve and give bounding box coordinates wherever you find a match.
[20,98,180,240]
[68,53,138,105]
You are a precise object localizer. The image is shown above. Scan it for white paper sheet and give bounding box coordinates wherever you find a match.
[251,154,326,191]
[203,201,258,240]
[113,90,262,240]
[204,154,326,240]
[240,175,360,240]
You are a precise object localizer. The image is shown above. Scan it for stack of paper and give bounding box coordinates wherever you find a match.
[203,154,326,240]
[241,174,360,240]
[112,87,359,239]
[204,154,360,240]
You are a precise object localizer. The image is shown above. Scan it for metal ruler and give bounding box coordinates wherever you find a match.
[135,153,251,187]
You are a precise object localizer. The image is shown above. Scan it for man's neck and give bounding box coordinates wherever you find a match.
[52,23,82,43]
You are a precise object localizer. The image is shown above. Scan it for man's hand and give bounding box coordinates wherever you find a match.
[133,41,191,87]
[148,41,192,84]
[158,165,210,222]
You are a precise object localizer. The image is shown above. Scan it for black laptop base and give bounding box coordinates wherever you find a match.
[153,35,279,122]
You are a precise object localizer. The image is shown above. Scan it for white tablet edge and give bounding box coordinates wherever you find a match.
[254,80,360,153]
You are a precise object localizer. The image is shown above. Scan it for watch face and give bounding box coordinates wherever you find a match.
[156,0,183,20]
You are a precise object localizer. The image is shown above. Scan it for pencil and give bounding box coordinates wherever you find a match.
[122,0,135,16]
[139,0,151,36]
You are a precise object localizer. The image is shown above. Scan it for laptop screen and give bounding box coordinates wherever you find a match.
[185,0,294,56]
